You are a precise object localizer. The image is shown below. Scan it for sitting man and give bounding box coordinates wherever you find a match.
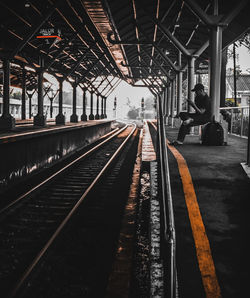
[170,83,211,145]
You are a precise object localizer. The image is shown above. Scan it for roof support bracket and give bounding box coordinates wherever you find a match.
[142,8,191,57]
[184,0,248,27]
[107,32,152,45]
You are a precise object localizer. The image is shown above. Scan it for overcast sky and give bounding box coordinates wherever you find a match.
[227,44,250,73]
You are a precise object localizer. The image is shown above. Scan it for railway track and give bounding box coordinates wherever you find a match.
[0,124,138,298]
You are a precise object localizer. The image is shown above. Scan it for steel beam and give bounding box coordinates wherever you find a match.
[183,0,214,26]
[143,8,191,57]
[138,25,180,72]
[141,48,173,80]
[77,54,105,85]
[218,0,248,25]
[9,2,58,58]
[107,32,152,45]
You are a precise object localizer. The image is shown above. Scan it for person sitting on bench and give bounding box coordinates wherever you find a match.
[170,83,212,145]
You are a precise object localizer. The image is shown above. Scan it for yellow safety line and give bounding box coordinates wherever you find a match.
[166,140,221,298]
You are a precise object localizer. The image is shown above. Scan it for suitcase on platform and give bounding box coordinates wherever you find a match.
[201,120,224,146]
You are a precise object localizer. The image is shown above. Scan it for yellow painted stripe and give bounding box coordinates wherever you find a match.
[166,140,221,298]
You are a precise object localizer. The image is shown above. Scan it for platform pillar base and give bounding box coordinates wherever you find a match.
[0,114,15,130]
[34,114,46,126]
[56,114,65,125]
[70,114,78,123]
[81,114,88,121]
[95,114,100,120]
[89,114,94,120]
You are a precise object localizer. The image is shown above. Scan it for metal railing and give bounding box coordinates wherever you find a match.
[220,105,250,166]
[220,105,249,138]
[157,96,177,298]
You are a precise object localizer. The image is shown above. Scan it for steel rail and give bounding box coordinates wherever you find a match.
[10,123,136,298]
[153,97,177,297]
[0,126,126,215]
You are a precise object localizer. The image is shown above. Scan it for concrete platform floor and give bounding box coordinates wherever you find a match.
[165,126,250,298]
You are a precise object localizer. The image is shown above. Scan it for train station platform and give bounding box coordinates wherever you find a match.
[0,119,113,143]
[164,125,250,297]
[0,120,114,194]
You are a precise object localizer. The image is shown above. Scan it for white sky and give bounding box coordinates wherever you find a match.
[227,44,250,73]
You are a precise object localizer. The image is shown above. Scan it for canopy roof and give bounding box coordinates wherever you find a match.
[0,0,249,95]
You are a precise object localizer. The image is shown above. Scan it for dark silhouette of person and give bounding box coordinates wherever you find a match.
[170,83,212,145]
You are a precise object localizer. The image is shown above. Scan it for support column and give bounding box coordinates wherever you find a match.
[167,83,171,122]
[177,52,183,115]
[70,81,78,122]
[0,58,15,130]
[113,96,117,119]
[34,57,46,126]
[21,67,26,120]
[89,92,94,120]
[104,97,107,118]
[81,88,88,121]
[56,78,65,124]
[95,94,100,119]
[27,91,34,119]
[101,96,104,119]
[209,26,223,121]
[170,79,176,127]
[163,87,168,124]
[220,48,227,107]
[188,56,195,112]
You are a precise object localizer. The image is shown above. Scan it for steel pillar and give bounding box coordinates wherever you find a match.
[70,82,78,122]
[21,68,26,120]
[101,96,104,119]
[89,92,94,120]
[34,58,46,126]
[34,69,45,125]
[177,52,183,115]
[170,79,176,127]
[104,97,107,118]
[56,78,65,124]
[0,58,15,130]
[220,48,227,107]
[81,89,88,121]
[167,84,171,118]
[95,94,100,120]
[209,26,223,121]
[187,56,195,112]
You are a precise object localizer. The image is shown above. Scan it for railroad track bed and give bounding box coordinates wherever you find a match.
[0,124,139,298]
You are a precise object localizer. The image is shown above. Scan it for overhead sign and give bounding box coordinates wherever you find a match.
[36,27,62,46]
[195,58,209,74]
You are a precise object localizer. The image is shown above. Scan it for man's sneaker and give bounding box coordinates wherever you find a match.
[169,140,183,146]
[183,118,194,125]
